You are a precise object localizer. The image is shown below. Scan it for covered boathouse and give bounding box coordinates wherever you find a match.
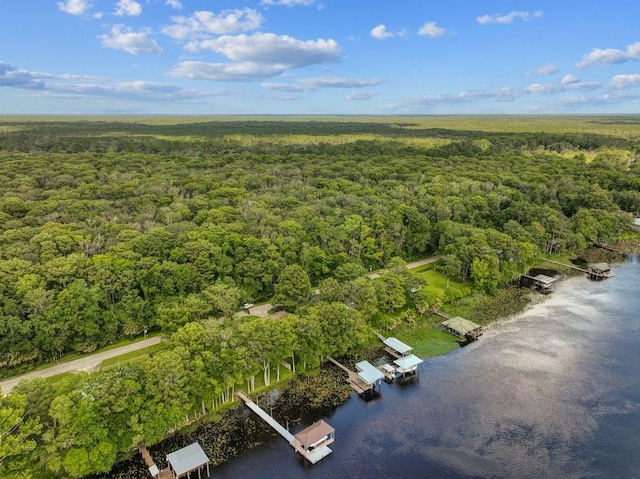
[166,443,211,479]
[355,360,385,389]
[328,357,383,395]
[382,337,413,358]
[290,420,335,464]
[439,317,483,341]
[530,274,557,293]
[588,262,613,279]
[393,354,423,377]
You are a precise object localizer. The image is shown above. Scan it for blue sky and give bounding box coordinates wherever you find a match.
[1,0,640,115]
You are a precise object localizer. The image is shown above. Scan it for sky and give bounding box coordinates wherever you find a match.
[1,0,640,115]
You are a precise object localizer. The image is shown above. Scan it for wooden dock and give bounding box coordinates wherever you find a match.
[327,357,368,394]
[137,442,171,479]
[237,391,334,464]
[594,242,622,253]
[544,259,613,279]
[236,391,294,442]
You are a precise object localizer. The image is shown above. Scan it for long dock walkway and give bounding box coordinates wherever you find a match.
[236,391,294,442]
[544,259,590,274]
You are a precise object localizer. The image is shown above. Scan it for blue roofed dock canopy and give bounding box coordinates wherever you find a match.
[393,354,423,376]
[382,337,413,358]
[166,443,210,479]
[355,360,385,385]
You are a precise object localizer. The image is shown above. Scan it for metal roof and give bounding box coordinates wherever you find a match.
[355,360,385,384]
[440,317,481,335]
[383,337,413,354]
[533,274,557,285]
[166,443,210,478]
[381,363,396,373]
[393,354,423,371]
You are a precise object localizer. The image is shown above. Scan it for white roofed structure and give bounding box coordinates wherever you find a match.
[382,337,413,358]
[393,354,423,375]
[166,443,210,479]
[355,360,385,385]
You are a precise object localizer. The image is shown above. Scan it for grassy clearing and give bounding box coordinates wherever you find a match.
[418,268,472,299]
[388,316,462,357]
[370,266,473,357]
[43,372,74,386]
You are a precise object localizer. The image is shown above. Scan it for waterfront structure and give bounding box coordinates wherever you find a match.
[373,333,424,380]
[439,317,483,340]
[393,354,423,377]
[544,259,613,279]
[290,420,335,464]
[521,273,558,293]
[236,391,334,464]
[379,335,413,359]
[328,357,383,395]
[588,262,613,279]
[166,443,211,479]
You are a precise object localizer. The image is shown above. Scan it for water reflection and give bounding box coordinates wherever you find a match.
[217,257,640,479]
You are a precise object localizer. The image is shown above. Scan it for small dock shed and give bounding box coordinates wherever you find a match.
[166,443,210,479]
[290,420,335,464]
[439,317,483,340]
[355,360,385,387]
[393,354,423,376]
[531,274,557,293]
[382,337,413,358]
[588,262,613,279]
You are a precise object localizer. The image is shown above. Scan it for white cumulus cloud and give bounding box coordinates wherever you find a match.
[162,9,263,40]
[477,11,543,25]
[529,64,559,75]
[101,25,163,54]
[609,74,640,89]
[114,0,142,17]
[418,22,448,38]
[371,24,395,40]
[168,61,287,82]
[577,41,640,69]
[57,0,91,15]
[166,0,182,9]
[561,74,580,85]
[168,34,341,82]
[196,33,341,68]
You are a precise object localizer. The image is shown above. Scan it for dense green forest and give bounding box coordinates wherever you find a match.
[1,116,639,478]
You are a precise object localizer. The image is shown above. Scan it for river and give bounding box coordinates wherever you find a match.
[216,256,640,479]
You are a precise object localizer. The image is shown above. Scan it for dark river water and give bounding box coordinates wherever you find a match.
[216,256,640,479]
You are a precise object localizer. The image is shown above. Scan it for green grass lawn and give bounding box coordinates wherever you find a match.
[413,264,472,300]
[389,317,463,358]
[43,372,75,386]
[369,266,473,357]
